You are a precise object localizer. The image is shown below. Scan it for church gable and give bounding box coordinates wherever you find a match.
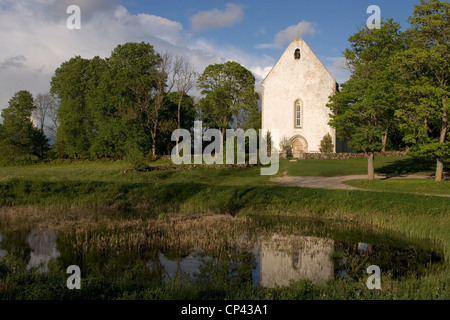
[262,38,336,91]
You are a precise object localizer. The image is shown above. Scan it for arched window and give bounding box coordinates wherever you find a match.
[294,49,301,60]
[295,102,302,127]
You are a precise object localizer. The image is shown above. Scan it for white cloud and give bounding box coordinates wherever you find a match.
[249,65,273,82]
[190,3,244,32]
[256,21,317,49]
[324,57,351,85]
[0,0,187,109]
[186,38,275,80]
[0,0,272,113]
[253,28,266,37]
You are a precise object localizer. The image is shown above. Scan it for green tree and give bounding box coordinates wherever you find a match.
[394,0,449,181]
[51,43,182,159]
[0,90,48,164]
[319,133,334,153]
[158,91,197,155]
[50,56,95,158]
[89,43,159,158]
[197,61,259,136]
[328,20,406,180]
[173,57,198,131]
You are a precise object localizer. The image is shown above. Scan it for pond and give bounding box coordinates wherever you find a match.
[0,214,444,293]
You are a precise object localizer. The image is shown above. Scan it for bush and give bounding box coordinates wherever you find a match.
[279,136,292,157]
[319,133,334,153]
[124,145,148,171]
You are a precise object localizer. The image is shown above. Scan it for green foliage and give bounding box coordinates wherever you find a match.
[245,109,262,131]
[158,92,197,155]
[279,137,292,154]
[328,20,405,154]
[50,42,188,160]
[124,144,148,171]
[0,91,48,164]
[50,56,95,158]
[197,61,259,132]
[319,133,334,153]
[393,0,449,179]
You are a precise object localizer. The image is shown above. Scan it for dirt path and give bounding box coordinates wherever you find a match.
[271,174,368,190]
[270,174,450,198]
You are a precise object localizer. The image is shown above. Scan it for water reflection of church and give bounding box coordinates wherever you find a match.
[260,235,335,287]
[259,234,373,288]
[145,234,374,288]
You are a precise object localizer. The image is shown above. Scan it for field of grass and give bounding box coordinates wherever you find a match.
[0,159,448,214]
[281,155,448,177]
[0,156,449,300]
[347,179,450,196]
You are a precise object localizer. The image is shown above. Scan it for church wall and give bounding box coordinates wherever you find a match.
[262,38,337,153]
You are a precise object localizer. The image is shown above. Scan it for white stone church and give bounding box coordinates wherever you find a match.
[262,38,339,157]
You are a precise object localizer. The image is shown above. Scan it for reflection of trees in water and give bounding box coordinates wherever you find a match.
[0,230,60,273]
[192,250,256,292]
[0,233,7,258]
[260,234,444,287]
[333,242,444,280]
[147,251,203,282]
[146,248,257,291]
[0,230,31,267]
[0,223,444,290]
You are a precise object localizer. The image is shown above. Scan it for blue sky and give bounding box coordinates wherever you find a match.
[124,0,419,56]
[0,0,422,112]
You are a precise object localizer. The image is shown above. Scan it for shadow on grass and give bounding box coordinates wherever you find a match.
[375,156,447,175]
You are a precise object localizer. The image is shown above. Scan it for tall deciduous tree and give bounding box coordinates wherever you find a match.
[46,96,60,143]
[151,52,176,157]
[50,56,95,158]
[173,58,198,153]
[91,43,159,158]
[328,20,406,180]
[394,0,449,181]
[174,58,198,132]
[159,92,197,154]
[197,61,259,137]
[33,93,57,133]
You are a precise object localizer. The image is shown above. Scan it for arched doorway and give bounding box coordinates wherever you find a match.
[291,136,308,159]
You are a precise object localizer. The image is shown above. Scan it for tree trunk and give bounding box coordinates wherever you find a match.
[178,100,181,131]
[152,123,157,158]
[368,152,375,180]
[435,107,448,181]
[176,97,182,155]
[436,158,444,182]
[381,129,388,153]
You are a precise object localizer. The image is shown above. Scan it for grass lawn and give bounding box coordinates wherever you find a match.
[0,159,269,186]
[281,155,449,177]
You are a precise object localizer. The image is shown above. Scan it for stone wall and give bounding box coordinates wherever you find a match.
[281,151,408,160]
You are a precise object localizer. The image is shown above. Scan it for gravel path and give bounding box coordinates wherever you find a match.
[271,174,432,191]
